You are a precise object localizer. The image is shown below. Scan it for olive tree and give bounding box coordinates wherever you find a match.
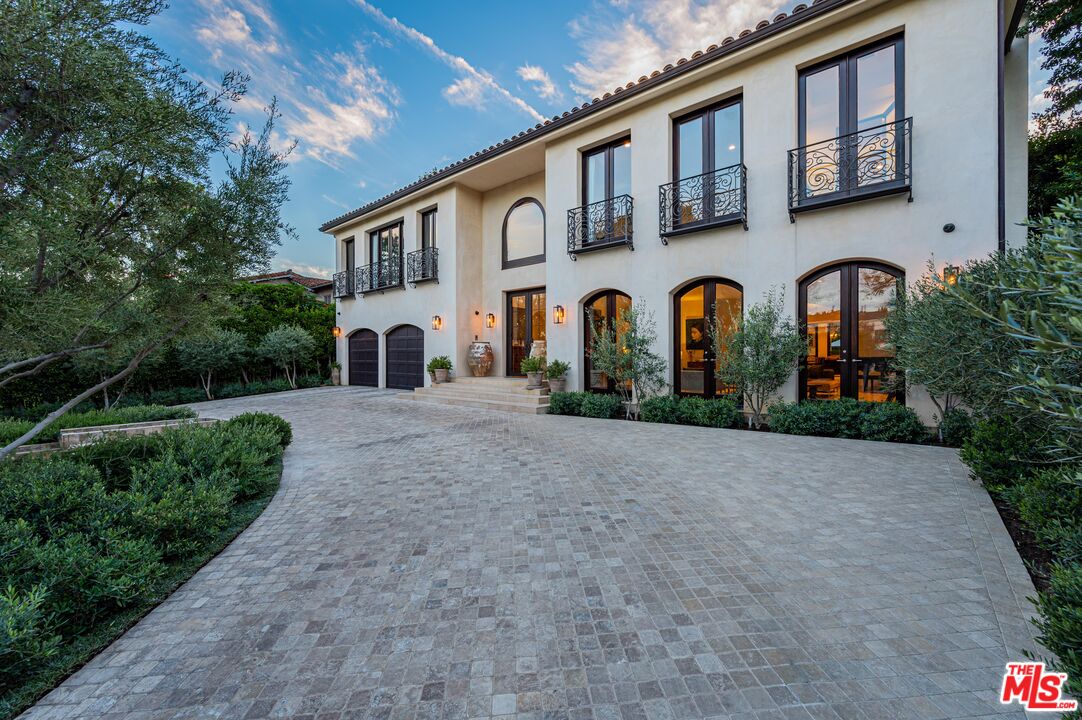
[710,287,805,429]
[587,301,667,411]
[258,325,315,390]
[176,329,249,400]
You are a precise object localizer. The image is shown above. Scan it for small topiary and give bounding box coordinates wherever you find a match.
[960,416,1038,487]
[579,393,624,419]
[226,412,292,448]
[938,407,974,447]
[696,398,743,429]
[859,402,928,443]
[640,395,682,424]
[547,391,586,416]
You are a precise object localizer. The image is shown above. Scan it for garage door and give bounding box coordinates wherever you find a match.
[347,329,378,387]
[385,325,424,390]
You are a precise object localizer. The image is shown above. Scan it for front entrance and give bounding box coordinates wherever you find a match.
[385,325,424,390]
[506,287,546,376]
[347,329,378,387]
[673,278,743,398]
[584,290,631,392]
[799,261,903,402]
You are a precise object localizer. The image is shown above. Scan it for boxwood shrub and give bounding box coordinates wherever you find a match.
[580,393,625,419]
[768,399,926,443]
[547,391,587,416]
[0,405,197,446]
[640,395,741,429]
[640,395,682,424]
[938,407,974,448]
[859,402,929,443]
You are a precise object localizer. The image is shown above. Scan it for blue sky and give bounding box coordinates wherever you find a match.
[146,1,1050,279]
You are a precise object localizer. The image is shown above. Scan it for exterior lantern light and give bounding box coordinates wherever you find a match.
[552,305,566,325]
[332,326,343,338]
[943,264,960,286]
[485,312,496,329]
[432,315,443,330]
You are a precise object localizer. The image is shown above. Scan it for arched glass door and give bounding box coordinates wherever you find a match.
[673,279,742,398]
[584,290,631,393]
[799,261,903,402]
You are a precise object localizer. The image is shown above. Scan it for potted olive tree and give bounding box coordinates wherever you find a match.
[545,359,570,392]
[426,355,453,384]
[521,355,545,389]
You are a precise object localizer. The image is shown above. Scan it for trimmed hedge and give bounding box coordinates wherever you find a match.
[0,414,289,713]
[548,391,587,416]
[547,391,623,419]
[640,395,742,429]
[938,408,974,448]
[0,405,197,446]
[767,399,928,443]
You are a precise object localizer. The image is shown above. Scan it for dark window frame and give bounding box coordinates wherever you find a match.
[367,218,404,266]
[505,286,546,376]
[581,135,632,206]
[672,277,744,399]
[672,96,744,184]
[501,197,546,269]
[583,289,632,394]
[420,208,437,250]
[342,236,355,271]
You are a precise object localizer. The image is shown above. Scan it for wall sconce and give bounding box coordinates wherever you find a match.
[943,264,960,287]
[332,326,343,338]
[432,315,443,330]
[552,305,566,325]
[485,313,495,329]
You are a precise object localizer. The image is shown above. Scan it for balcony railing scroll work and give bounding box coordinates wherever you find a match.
[357,254,403,294]
[659,163,747,240]
[332,269,355,299]
[407,247,438,287]
[567,194,634,259]
[788,117,912,221]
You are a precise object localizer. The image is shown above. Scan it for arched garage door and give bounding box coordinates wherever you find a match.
[386,325,424,390]
[347,329,378,387]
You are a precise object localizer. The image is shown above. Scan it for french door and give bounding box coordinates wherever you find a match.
[799,262,903,402]
[584,290,631,393]
[672,278,743,398]
[506,288,546,376]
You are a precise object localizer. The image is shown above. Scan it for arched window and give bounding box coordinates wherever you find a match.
[673,278,743,398]
[584,290,631,393]
[502,198,545,269]
[799,261,904,402]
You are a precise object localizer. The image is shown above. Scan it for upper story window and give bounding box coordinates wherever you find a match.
[369,221,402,267]
[583,137,631,207]
[795,35,906,203]
[343,236,355,271]
[669,98,743,229]
[502,198,545,269]
[572,137,633,250]
[421,208,437,249]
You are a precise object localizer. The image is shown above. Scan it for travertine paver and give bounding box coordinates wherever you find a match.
[23,386,1043,720]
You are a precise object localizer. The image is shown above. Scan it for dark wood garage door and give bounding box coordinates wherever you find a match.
[347,329,378,387]
[385,325,424,390]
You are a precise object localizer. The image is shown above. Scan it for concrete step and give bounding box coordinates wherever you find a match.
[402,391,549,415]
[445,376,544,391]
[418,382,548,400]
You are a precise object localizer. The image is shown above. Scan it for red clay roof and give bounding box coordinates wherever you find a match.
[242,270,332,289]
[319,0,854,233]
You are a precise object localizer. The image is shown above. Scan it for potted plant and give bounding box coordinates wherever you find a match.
[545,359,570,393]
[520,355,545,388]
[330,361,342,386]
[426,355,453,384]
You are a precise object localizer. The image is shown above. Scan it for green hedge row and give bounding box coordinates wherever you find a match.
[0,412,289,713]
[548,392,625,419]
[640,395,742,429]
[767,398,928,443]
[0,405,197,446]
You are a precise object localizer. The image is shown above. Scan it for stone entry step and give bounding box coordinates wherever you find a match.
[404,376,549,414]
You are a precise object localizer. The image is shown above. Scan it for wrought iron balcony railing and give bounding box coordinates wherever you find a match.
[357,256,402,294]
[332,269,355,298]
[787,117,912,220]
[407,247,438,286]
[567,194,634,258]
[659,163,747,240]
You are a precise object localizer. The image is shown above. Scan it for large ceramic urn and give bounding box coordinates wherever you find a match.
[467,341,494,377]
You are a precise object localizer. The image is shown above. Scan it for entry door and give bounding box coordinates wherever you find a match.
[673,279,743,398]
[385,325,424,390]
[347,329,378,387]
[800,262,903,402]
[506,288,546,376]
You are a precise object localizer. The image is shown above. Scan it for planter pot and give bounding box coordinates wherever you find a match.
[547,376,567,393]
[467,341,494,377]
[525,371,543,388]
[330,367,341,386]
[433,368,449,383]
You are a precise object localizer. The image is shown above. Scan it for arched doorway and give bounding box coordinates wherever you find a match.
[583,290,631,393]
[347,329,378,387]
[673,278,743,398]
[385,325,424,390]
[799,261,904,402]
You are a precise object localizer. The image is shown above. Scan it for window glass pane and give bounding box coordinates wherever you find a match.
[713,104,741,170]
[678,286,706,396]
[531,291,546,344]
[612,141,631,197]
[344,240,354,270]
[422,211,436,249]
[855,267,898,402]
[804,271,842,400]
[504,202,544,261]
[804,65,840,143]
[510,295,527,374]
[677,118,703,180]
[585,150,606,205]
[587,296,610,391]
[856,46,896,130]
[713,284,742,397]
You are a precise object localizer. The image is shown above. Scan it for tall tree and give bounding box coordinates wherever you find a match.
[0,0,293,458]
[1025,0,1082,127]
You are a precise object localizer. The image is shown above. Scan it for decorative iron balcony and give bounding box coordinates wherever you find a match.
[567,194,634,258]
[787,117,912,220]
[332,269,355,298]
[659,163,747,241]
[407,247,438,287]
[357,256,402,294]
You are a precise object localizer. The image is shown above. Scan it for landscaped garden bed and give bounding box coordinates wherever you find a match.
[0,412,291,719]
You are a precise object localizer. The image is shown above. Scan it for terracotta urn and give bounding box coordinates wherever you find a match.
[467,341,494,377]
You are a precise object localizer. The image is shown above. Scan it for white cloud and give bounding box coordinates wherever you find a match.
[272,257,334,279]
[191,0,399,167]
[517,64,563,101]
[322,194,350,209]
[566,0,788,98]
[354,0,545,122]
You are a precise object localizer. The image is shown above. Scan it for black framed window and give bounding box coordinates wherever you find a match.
[369,222,401,267]
[673,278,743,398]
[797,35,904,199]
[584,290,631,393]
[421,208,437,250]
[583,136,631,206]
[502,198,545,269]
[343,237,355,271]
[671,98,743,227]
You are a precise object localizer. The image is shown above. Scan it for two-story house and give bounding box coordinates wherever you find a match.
[320,0,1030,423]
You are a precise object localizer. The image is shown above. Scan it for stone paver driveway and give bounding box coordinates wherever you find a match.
[25,386,1042,720]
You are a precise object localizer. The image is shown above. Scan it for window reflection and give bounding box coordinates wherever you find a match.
[504,200,544,263]
[804,271,842,400]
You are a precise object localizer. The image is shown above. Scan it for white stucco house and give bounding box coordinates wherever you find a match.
[320,0,1030,422]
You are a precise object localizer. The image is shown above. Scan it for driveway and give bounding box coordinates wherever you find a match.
[25,386,1041,720]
